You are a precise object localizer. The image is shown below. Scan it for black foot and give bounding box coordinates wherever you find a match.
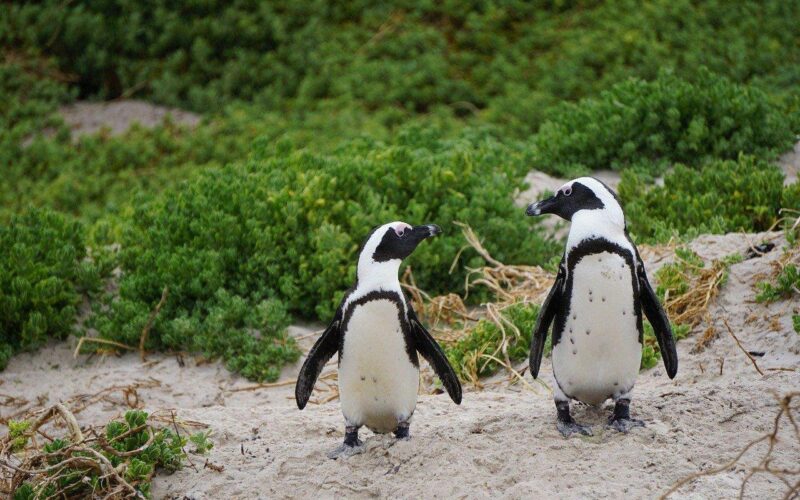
[327,426,365,459]
[557,419,594,437]
[394,423,410,440]
[607,417,645,433]
[555,400,593,438]
[607,399,645,433]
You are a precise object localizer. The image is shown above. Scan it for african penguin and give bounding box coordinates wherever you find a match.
[295,221,462,458]
[525,177,678,436]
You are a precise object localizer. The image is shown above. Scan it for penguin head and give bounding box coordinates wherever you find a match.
[525,177,624,226]
[356,222,442,284]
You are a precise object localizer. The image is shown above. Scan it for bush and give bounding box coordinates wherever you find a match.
[3,1,799,129]
[532,69,796,177]
[0,208,101,369]
[445,302,541,382]
[91,128,556,380]
[757,264,799,303]
[619,155,787,241]
[11,410,190,499]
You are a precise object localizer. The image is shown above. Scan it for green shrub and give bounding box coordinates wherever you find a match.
[532,70,796,176]
[0,208,102,369]
[189,430,214,455]
[793,315,800,334]
[4,0,799,129]
[92,128,557,382]
[11,410,190,499]
[756,264,800,303]
[445,302,541,381]
[619,155,787,242]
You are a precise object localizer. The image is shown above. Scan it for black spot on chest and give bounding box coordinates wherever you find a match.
[552,238,642,347]
[339,290,419,368]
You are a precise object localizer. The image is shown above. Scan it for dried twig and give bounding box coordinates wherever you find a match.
[721,318,764,376]
[73,337,136,358]
[661,392,799,499]
[140,286,169,361]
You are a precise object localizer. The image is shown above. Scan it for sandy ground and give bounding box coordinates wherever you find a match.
[59,100,200,138]
[2,231,798,499]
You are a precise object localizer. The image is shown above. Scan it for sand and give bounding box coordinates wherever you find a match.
[59,100,200,138]
[2,230,798,499]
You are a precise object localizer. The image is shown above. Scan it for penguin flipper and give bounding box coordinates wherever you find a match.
[530,260,564,379]
[636,259,679,379]
[407,306,462,404]
[295,309,342,409]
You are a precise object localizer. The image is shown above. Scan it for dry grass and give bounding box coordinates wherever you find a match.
[0,386,208,499]
[452,222,554,304]
[664,259,729,329]
[403,223,554,390]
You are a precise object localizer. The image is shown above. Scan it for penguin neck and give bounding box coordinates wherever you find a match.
[567,209,628,251]
[356,257,402,293]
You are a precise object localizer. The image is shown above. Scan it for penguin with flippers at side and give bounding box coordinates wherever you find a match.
[526,177,677,437]
[295,222,461,458]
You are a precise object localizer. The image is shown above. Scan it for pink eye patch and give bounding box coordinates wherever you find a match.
[393,223,412,236]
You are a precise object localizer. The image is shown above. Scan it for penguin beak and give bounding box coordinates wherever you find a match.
[526,196,558,216]
[414,224,442,239]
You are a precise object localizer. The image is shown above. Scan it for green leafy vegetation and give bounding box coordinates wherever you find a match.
[620,156,789,242]
[8,410,197,499]
[189,431,214,455]
[757,264,800,303]
[533,70,796,177]
[1,0,799,378]
[793,315,800,334]
[445,302,541,382]
[0,208,105,370]
[90,129,557,381]
[4,1,799,124]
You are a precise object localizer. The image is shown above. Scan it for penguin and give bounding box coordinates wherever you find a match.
[525,177,677,437]
[295,221,462,458]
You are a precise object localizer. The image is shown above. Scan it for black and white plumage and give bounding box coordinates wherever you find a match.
[526,177,677,437]
[295,222,461,457]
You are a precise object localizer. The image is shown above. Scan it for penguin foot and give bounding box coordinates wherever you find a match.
[556,419,593,438]
[394,423,410,440]
[326,442,365,459]
[606,416,645,434]
[327,425,365,459]
[555,400,593,437]
[607,398,644,433]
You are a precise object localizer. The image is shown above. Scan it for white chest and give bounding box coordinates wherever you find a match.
[339,299,419,432]
[553,251,642,405]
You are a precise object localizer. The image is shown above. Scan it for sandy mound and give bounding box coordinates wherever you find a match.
[780,141,800,186]
[2,233,798,498]
[59,100,200,138]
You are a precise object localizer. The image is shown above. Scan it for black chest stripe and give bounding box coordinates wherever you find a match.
[339,290,420,368]
[554,238,643,347]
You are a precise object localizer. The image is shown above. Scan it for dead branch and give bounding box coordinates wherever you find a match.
[140,286,169,361]
[661,392,799,499]
[721,318,764,376]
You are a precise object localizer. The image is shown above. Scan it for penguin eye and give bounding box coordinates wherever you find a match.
[394,227,406,237]
[563,186,573,197]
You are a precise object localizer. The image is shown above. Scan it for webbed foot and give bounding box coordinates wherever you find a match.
[327,425,364,459]
[557,419,594,437]
[607,398,644,433]
[606,416,645,433]
[555,400,593,437]
[327,441,365,459]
